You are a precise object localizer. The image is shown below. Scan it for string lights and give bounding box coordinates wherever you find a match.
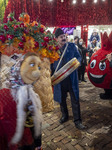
[73,0,76,4]
[49,0,106,4]
[72,0,106,4]
[82,0,86,3]
[48,0,106,4]
[94,0,98,3]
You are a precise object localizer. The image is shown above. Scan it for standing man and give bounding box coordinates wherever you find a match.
[88,37,100,59]
[74,36,79,45]
[51,28,85,130]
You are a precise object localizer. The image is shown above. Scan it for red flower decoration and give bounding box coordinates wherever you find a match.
[0,35,6,43]
[7,35,14,40]
[40,28,44,33]
[35,41,39,48]
[41,42,47,47]
[4,25,9,31]
[44,37,49,42]
[48,46,53,50]
[20,23,25,28]
[19,42,24,49]
[21,36,26,42]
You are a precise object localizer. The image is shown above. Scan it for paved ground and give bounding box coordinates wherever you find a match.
[42,74,112,150]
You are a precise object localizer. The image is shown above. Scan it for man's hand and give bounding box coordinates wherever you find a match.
[106,53,112,62]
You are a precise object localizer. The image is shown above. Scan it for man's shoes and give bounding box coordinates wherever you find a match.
[59,116,68,124]
[100,93,112,100]
[82,79,87,82]
[79,80,81,83]
[75,123,86,130]
[36,147,42,150]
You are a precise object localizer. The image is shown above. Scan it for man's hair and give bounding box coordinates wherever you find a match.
[74,36,79,40]
[55,28,64,38]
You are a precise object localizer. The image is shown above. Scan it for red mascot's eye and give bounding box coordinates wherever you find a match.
[99,62,106,71]
[90,60,96,69]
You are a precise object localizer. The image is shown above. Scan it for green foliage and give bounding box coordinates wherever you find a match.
[0,0,9,22]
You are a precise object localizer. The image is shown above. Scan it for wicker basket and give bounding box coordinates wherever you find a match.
[34,58,54,113]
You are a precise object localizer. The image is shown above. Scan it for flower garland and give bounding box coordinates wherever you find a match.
[0,13,60,63]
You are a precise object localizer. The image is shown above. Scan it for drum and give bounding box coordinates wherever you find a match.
[51,57,80,85]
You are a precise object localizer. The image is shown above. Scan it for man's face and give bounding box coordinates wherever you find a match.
[56,34,66,47]
[93,32,97,36]
[92,39,96,44]
[74,38,78,44]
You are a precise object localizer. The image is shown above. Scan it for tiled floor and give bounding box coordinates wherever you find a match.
[42,74,112,150]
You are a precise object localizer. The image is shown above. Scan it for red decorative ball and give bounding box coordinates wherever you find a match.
[4,25,9,31]
[20,23,25,28]
[0,35,6,43]
[44,37,49,42]
[21,36,26,42]
[19,42,24,49]
[35,41,39,48]
[40,28,44,33]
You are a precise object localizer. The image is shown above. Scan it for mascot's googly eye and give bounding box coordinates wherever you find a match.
[90,60,96,69]
[99,62,106,71]
[30,63,35,67]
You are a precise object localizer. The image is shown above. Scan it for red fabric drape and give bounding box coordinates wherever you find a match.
[81,25,88,46]
[0,88,34,150]
[3,0,112,26]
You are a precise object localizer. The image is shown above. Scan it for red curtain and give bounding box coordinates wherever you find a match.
[4,0,112,26]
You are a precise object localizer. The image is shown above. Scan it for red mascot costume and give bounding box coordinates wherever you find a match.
[87,32,112,99]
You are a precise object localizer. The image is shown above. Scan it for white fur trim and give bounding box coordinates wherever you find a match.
[11,85,42,144]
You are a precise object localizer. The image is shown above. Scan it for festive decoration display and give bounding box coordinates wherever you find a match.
[3,0,112,26]
[0,11,57,149]
[1,13,55,113]
[0,12,60,63]
[87,32,112,89]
